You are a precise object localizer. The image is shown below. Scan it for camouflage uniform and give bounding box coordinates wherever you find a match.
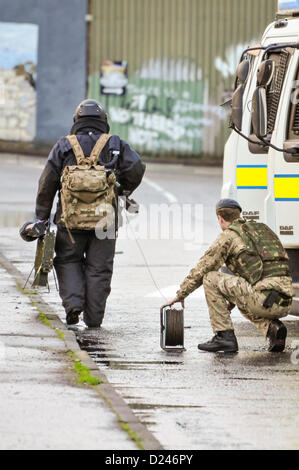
[176,218,294,336]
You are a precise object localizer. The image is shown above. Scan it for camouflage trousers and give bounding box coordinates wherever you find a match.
[203,271,291,336]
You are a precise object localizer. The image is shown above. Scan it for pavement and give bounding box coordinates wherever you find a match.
[0,249,161,451]
[0,153,298,450]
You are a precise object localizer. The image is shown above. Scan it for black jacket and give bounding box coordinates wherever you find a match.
[35,132,146,224]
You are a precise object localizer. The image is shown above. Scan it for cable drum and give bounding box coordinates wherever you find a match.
[161,307,184,351]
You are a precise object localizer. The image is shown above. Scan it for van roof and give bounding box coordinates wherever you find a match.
[262,17,299,42]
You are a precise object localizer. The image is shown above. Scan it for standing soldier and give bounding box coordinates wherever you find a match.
[163,199,294,353]
[24,99,145,328]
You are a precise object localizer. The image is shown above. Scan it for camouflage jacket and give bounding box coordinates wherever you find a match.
[176,219,294,300]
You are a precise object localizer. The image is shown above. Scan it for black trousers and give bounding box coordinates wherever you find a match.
[54,229,116,327]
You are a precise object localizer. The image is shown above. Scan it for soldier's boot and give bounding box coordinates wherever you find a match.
[198,330,238,353]
[267,319,287,352]
[66,310,81,326]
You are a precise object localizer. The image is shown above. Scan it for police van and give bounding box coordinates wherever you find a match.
[222,0,299,315]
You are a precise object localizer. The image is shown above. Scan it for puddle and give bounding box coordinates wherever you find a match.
[96,361,184,370]
[76,330,184,371]
[130,403,204,410]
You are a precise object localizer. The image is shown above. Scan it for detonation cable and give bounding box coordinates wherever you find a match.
[123,210,168,301]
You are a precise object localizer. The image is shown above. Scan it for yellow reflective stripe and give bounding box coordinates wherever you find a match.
[236,166,267,189]
[274,175,299,200]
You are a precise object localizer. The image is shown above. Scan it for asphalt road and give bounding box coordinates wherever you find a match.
[0,154,298,450]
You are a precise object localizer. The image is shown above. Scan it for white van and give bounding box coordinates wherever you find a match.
[222,0,299,315]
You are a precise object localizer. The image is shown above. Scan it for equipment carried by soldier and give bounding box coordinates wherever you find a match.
[31,230,56,287]
[60,133,117,236]
[160,306,185,352]
[262,289,292,309]
[228,219,290,285]
[20,220,56,289]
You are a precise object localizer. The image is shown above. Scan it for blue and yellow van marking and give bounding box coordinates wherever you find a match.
[236,165,267,189]
[274,174,299,201]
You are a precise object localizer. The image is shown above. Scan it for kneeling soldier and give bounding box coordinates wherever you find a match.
[163,199,294,353]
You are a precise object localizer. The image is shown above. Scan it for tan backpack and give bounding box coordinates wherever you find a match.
[59,134,117,238]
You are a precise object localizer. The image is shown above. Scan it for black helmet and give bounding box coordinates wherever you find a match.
[73,99,107,122]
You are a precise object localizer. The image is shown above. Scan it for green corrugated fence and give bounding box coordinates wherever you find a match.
[88,0,277,160]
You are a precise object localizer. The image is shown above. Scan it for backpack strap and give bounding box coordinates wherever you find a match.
[89,133,111,166]
[66,135,85,164]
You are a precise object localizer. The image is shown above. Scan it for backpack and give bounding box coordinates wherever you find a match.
[60,134,117,236]
[228,219,290,285]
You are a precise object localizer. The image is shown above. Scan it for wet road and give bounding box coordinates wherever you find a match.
[0,154,298,450]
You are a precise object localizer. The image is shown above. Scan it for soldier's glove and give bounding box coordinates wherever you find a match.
[19,220,48,242]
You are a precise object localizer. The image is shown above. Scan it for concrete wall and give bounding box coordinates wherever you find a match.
[0,69,36,141]
[0,0,87,143]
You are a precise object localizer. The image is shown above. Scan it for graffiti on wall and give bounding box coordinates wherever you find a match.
[89,58,227,156]
[109,79,208,153]
[0,22,38,141]
[215,41,259,79]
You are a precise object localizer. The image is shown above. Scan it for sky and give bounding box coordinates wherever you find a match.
[0,22,38,69]
[278,0,299,10]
